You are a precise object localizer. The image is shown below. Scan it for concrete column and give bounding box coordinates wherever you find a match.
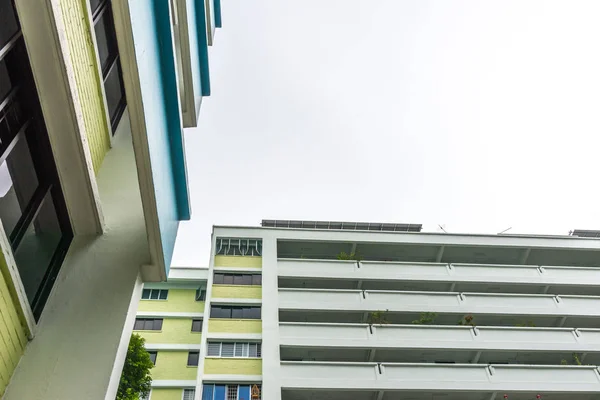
[261,235,282,400]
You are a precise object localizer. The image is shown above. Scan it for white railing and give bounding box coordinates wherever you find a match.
[280,362,600,392]
[278,259,600,287]
[279,322,600,352]
[278,288,600,317]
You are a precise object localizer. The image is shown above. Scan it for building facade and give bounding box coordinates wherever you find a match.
[0,0,222,398]
[139,221,600,400]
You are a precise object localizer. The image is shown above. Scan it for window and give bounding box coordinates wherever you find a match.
[216,238,262,256]
[206,342,261,358]
[147,351,157,365]
[141,289,168,300]
[133,318,163,331]
[210,306,261,320]
[191,319,203,332]
[195,288,206,301]
[182,389,195,400]
[202,385,261,400]
[227,385,238,400]
[89,0,126,133]
[0,6,72,320]
[187,351,199,366]
[214,273,261,286]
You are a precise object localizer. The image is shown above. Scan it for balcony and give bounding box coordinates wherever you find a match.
[278,289,600,328]
[278,259,600,295]
[279,323,600,364]
[280,362,600,398]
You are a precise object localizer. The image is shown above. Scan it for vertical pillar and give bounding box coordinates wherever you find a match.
[261,236,282,400]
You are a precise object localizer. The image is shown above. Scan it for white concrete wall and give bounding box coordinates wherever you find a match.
[280,362,600,392]
[279,259,600,287]
[3,113,151,400]
[279,323,600,352]
[279,288,600,317]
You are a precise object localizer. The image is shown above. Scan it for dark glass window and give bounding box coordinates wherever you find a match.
[148,351,157,365]
[89,0,126,134]
[0,0,19,51]
[191,319,203,332]
[210,305,231,319]
[195,288,206,301]
[104,60,125,128]
[89,0,102,16]
[14,191,63,300]
[0,132,39,236]
[0,59,13,102]
[141,288,168,300]
[213,272,261,286]
[187,351,199,366]
[134,318,163,331]
[231,307,243,319]
[0,23,73,319]
[94,8,118,74]
[243,307,261,319]
[210,305,261,320]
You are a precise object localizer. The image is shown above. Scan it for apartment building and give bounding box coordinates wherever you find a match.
[138,220,600,400]
[0,0,221,398]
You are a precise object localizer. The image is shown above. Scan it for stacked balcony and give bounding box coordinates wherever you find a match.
[277,258,600,400]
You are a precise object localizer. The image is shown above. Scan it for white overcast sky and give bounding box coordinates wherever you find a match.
[173,0,600,266]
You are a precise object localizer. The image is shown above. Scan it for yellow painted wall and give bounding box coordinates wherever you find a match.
[138,289,204,313]
[59,0,111,173]
[208,319,262,334]
[136,318,201,344]
[203,358,262,375]
[150,388,183,400]
[152,351,197,380]
[214,256,262,269]
[0,249,28,396]
[212,285,262,299]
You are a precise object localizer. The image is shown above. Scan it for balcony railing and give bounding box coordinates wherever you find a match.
[278,259,600,292]
[279,322,600,352]
[280,362,600,392]
[278,288,600,318]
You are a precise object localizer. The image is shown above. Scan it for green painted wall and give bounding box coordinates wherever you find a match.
[137,318,201,344]
[203,358,262,375]
[59,0,111,173]
[152,351,198,380]
[212,285,262,299]
[0,248,28,396]
[138,289,204,313]
[150,388,183,400]
[208,319,262,334]
[214,256,262,269]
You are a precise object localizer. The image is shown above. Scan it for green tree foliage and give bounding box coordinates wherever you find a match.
[116,334,153,400]
[367,311,389,324]
[336,251,363,261]
[411,312,438,325]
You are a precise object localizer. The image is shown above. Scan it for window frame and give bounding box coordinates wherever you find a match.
[147,351,157,365]
[191,319,203,332]
[206,341,262,359]
[195,288,206,301]
[88,0,126,133]
[133,318,163,331]
[213,272,262,286]
[141,288,169,301]
[210,305,261,320]
[182,389,195,400]
[0,13,73,320]
[187,351,199,366]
